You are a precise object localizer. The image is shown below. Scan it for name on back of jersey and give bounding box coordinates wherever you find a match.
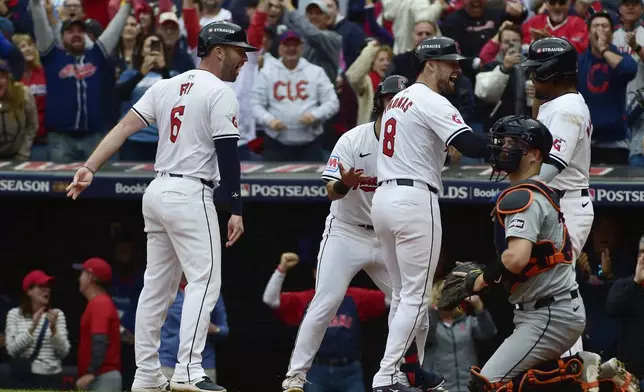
[384,96,413,113]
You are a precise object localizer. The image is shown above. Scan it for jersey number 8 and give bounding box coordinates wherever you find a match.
[382,118,397,157]
[170,105,185,143]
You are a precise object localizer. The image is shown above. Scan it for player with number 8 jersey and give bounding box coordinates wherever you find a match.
[65,21,257,392]
[371,36,495,392]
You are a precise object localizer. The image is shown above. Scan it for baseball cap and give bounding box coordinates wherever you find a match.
[22,270,55,292]
[73,257,113,282]
[305,0,329,14]
[280,30,301,44]
[158,12,180,26]
[62,18,87,32]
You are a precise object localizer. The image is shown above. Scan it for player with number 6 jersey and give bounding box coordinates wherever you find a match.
[66,21,257,392]
[371,37,495,392]
[520,37,593,357]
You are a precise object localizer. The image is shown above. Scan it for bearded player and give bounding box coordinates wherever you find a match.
[282,75,444,392]
[520,37,593,356]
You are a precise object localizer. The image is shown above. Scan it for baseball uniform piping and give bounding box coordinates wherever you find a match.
[131,107,150,127]
[395,194,436,374]
[500,306,552,382]
[186,183,216,381]
[286,216,334,375]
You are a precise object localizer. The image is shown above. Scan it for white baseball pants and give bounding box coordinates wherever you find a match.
[559,192,594,357]
[132,174,222,388]
[371,182,442,388]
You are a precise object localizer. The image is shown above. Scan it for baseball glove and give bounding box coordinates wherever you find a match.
[437,262,485,311]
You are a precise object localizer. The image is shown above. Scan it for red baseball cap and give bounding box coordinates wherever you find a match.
[73,257,112,282]
[22,270,55,292]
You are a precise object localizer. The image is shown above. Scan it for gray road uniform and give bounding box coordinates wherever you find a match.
[478,178,586,385]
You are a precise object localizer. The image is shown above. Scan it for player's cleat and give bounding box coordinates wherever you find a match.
[578,351,601,392]
[599,358,640,392]
[132,381,171,392]
[282,374,306,392]
[373,382,422,392]
[170,377,226,392]
[400,362,446,391]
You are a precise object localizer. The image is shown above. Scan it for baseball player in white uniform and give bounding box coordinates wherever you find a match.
[520,37,593,357]
[371,36,495,392]
[66,22,256,392]
[282,76,444,392]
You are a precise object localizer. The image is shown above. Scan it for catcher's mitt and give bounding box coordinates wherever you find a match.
[437,262,485,311]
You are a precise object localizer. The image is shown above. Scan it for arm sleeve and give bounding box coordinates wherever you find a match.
[365,5,394,46]
[251,70,277,125]
[479,40,501,65]
[425,102,472,146]
[615,49,638,81]
[247,9,268,48]
[538,163,561,183]
[503,196,544,243]
[17,89,38,160]
[131,81,160,126]
[345,44,379,97]
[471,309,498,341]
[474,66,510,103]
[96,3,132,55]
[182,7,200,50]
[606,277,640,317]
[210,298,229,339]
[30,0,55,55]
[86,334,108,374]
[262,269,287,308]
[545,112,585,170]
[322,132,354,182]
[50,310,71,359]
[116,71,145,101]
[449,130,493,159]
[274,291,315,326]
[346,288,386,321]
[213,138,242,215]
[5,309,35,357]
[310,69,339,122]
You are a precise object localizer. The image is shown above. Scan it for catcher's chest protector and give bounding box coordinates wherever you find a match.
[492,179,573,292]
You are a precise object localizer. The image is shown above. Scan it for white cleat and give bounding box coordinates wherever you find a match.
[578,351,601,392]
[282,374,306,392]
[599,358,640,392]
[131,381,171,392]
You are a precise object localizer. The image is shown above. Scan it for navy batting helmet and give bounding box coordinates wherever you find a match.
[489,115,553,174]
[519,37,577,82]
[414,36,468,65]
[197,21,257,58]
[373,75,409,113]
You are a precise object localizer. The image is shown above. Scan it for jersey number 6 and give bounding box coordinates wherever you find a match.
[170,105,185,143]
[382,118,397,157]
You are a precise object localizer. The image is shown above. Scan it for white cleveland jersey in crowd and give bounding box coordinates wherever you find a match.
[377,83,472,192]
[322,122,379,226]
[132,70,240,183]
[537,93,591,191]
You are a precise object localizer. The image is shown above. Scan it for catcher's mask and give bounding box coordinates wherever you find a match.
[488,115,552,182]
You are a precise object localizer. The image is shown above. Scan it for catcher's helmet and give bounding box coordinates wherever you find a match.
[373,75,409,113]
[414,36,468,64]
[519,37,577,82]
[489,115,553,175]
[197,21,257,58]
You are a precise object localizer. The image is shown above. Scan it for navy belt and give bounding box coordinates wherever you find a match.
[168,173,214,189]
[515,290,579,311]
[378,179,438,194]
[313,357,359,367]
[555,189,589,198]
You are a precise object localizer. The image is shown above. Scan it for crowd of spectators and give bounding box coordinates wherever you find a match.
[0,0,642,165]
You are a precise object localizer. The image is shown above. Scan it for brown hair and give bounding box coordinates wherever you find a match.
[1,74,29,115]
[12,34,41,68]
[499,24,522,43]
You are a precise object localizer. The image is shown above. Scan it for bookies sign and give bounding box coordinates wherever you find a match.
[1,161,643,206]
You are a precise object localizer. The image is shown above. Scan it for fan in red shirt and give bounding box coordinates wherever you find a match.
[74,257,122,391]
[521,0,589,52]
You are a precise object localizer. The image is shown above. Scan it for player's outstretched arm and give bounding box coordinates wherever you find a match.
[66,111,146,199]
[538,163,561,183]
[449,131,494,160]
[325,162,364,201]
